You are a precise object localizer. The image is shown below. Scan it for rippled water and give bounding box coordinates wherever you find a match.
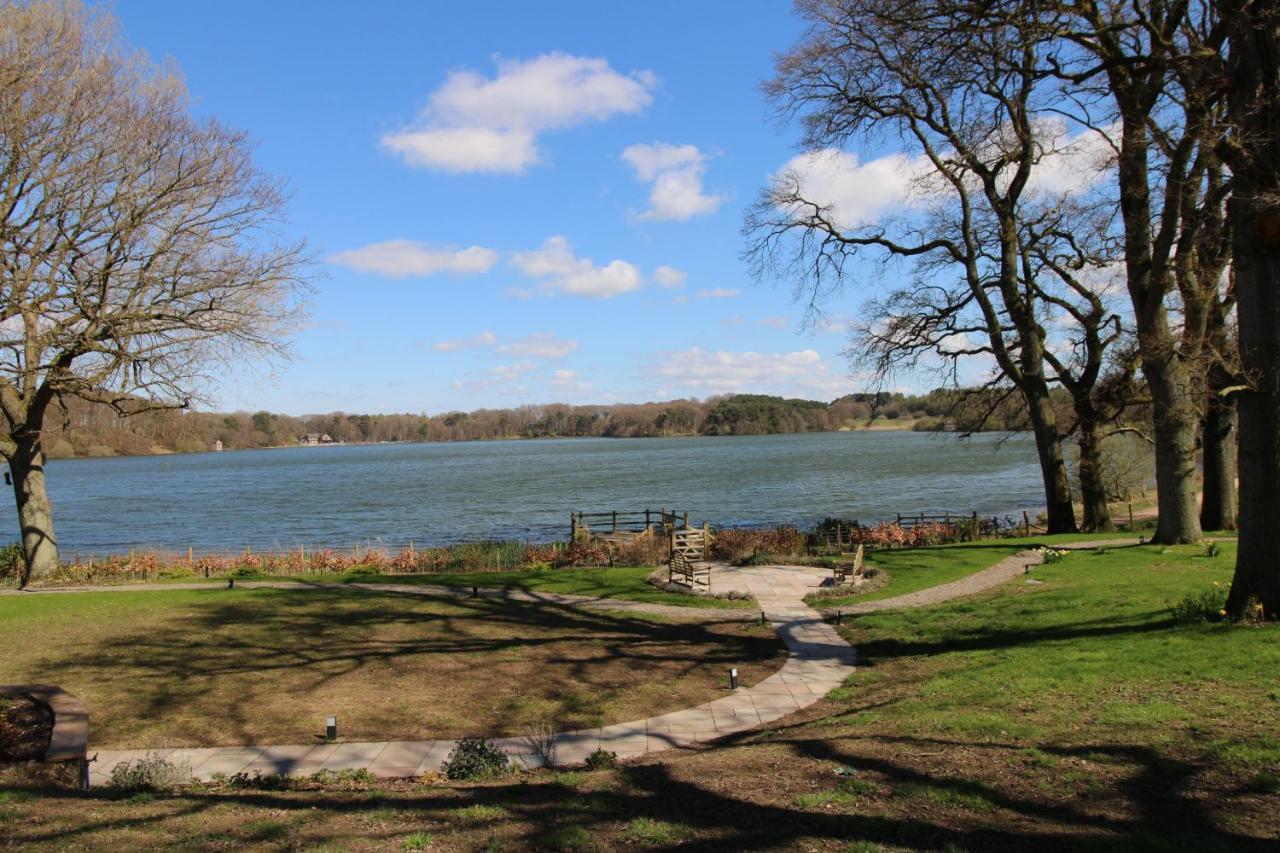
[17,431,1046,555]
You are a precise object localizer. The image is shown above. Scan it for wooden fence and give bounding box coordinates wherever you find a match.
[570,508,689,541]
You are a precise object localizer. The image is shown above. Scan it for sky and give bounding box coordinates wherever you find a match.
[108,0,920,416]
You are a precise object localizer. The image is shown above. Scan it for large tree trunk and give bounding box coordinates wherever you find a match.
[1112,112,1203,545]
[1200,370,1238,531]
[1024,383,1077,534]
[1142,350,1203,544]
[1224,0,1280,619]
[1076,416,1113,532]
[8,429,60,586]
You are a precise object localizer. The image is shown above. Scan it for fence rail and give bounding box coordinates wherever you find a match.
[570,508,690,540]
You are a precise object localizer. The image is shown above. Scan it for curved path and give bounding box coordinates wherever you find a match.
[86,540,1138,785]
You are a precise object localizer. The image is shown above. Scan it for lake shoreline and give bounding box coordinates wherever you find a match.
[43,420,1020,461]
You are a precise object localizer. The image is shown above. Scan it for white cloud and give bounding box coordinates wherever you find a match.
[433,331,497,352]
[489,360,537,382]
[622,142,703,181]
[653,265,687,289]
[382,128,537,174]
[696,288,740,299]
[511,235,643,298]
[329,240,499,278]
[656,347,851,397]
[549,368,593,395]
[774,149,932,231]
[497,332,579,359]
[623,142,724,221]
[758,315,789,330]
[384,53,656,174]
[1026,122,1117,197]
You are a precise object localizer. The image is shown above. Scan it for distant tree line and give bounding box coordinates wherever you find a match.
[36,389,1072,457]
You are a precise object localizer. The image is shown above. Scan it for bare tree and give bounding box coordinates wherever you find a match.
[747,0,1090,532]
[0,1,310,584]
[1050,0,1228,543]
[1218,0,1280,617]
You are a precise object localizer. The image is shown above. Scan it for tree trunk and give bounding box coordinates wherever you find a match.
[1024,384,1077,534]
[1142,352,1203,544]
[1200,376,1238,531]
[1076,417,1113,532]
[1223,0,1280,619]
[8,429,60,586]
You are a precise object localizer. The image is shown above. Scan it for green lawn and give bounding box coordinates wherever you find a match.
[836,541,1279,764]
[808,541,1027,606]
[808,531,1239,607]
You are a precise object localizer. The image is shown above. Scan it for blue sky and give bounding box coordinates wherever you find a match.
[110,0,909,416]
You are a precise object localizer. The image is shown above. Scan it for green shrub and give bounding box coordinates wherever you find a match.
[402,832,436,851]
[0,543,25,581]
[538,824,593,851]
[157,567,194,579]
[107,755,190,792]
[441,737,510,780]
[582,748,617,771]
[1167,584,1228,625]
[229,566,262,579]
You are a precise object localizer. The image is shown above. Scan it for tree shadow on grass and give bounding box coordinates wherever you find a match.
[19,586,785,746]
[4,732,1272,852]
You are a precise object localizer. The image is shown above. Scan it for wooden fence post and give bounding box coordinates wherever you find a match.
[702,521,710,559]
[1023,510,1030,537]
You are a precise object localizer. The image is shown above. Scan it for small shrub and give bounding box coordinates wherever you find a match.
[218,770,296,790]
[1034,546,1068,564]
[620,817,693,845]
[449,804,508,825]
[107,754,190,792]
[538,824,593,851]
[0,543,25,581]
[582,748,617,771]
[308,767,376,786]
[1167,583,1228,625]
[402,832,436,851]
[229,566,262,579]
[1204,542,1222,558]
[157,567,194,579]
[522,721,558,767]
[442,737,510,780]
[244,819,290,842]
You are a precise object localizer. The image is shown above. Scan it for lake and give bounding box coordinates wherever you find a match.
[15,431,1046,556]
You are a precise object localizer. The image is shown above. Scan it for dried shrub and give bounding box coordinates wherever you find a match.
[711,526,807,564]
[107,754,190,792]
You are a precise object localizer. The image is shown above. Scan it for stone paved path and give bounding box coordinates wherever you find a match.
[86,539,1147,785]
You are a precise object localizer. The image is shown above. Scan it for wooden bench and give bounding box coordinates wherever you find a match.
[669,549,712,591]
[668,525,712,592]
[832,544,865,585]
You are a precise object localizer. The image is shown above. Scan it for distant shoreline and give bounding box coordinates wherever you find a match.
[47,421,948,460]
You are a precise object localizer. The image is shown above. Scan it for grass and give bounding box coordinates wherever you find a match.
[0,586,784,747]
[838,541,1277,754]
[2,539,1273,851]
[807,530,1240,607]
[808,541,1027,606]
